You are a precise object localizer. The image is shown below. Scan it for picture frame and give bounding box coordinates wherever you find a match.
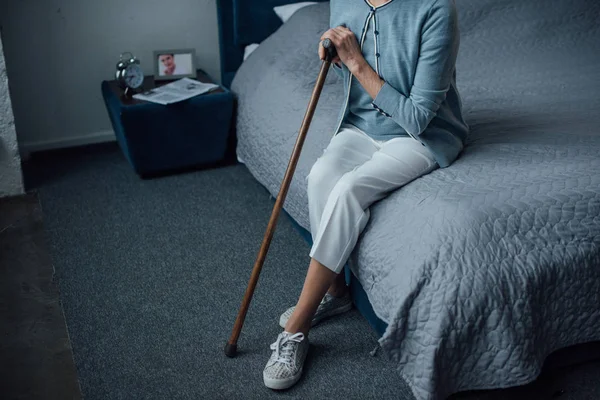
[153,48,197,81]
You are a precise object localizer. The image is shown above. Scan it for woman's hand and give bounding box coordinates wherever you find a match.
[318,40,341,65]
[320,25,383,99]
[319,26,365,73]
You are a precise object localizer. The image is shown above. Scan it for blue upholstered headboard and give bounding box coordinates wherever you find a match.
[216,0,328,88]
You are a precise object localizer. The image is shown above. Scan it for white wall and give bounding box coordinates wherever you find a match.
[0,0,220,153]
[0,33,24,198]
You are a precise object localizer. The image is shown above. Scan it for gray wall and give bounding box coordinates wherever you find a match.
[0,0,220,153]
[0,33,24,198]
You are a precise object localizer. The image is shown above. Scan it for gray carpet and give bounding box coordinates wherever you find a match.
[23,142,600,400]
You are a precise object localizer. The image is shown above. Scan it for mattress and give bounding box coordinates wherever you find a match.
[230,1,600,399]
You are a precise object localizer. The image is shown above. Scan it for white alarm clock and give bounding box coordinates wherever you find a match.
[116,52,144,96]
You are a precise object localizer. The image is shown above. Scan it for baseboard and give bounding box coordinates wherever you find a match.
[20,130,116,156]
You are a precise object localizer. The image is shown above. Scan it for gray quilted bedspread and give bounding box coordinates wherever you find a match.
[231,1,600,399]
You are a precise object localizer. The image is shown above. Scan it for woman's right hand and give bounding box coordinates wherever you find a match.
[319,25,366,74]
[318,37,341,66]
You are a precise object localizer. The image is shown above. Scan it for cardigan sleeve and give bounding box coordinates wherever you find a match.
[331,62,344,78]
[372,0,459,137]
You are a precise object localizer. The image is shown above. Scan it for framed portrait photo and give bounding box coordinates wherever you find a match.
[153,48,197,81]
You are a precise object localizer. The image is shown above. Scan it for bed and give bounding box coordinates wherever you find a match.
[216,1,600,399]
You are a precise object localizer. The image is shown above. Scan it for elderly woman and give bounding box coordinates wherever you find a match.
[263,0,469,390]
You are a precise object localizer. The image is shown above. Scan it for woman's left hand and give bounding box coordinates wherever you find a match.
[321,26,365,73]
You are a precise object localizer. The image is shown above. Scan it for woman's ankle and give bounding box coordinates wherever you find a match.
[327,285,349,298]
[327,272,349,298]
[284,319,311,336]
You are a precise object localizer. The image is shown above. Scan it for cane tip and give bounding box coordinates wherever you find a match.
[224,342,238,358]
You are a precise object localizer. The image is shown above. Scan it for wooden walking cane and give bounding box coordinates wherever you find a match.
[225,39,338,358]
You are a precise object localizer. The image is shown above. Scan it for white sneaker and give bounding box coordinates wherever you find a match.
[279,292,352,329]
[263,331,309,390]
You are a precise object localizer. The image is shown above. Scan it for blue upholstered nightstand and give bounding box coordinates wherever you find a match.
[101,69,234,177]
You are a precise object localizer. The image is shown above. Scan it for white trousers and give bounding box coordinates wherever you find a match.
[307,124,438,274]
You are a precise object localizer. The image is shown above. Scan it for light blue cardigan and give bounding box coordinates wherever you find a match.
[330,0,469,168]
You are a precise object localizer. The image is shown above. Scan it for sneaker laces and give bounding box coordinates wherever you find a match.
[270,332,305,368]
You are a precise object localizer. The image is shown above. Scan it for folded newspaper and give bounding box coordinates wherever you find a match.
[133,78,219,105]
